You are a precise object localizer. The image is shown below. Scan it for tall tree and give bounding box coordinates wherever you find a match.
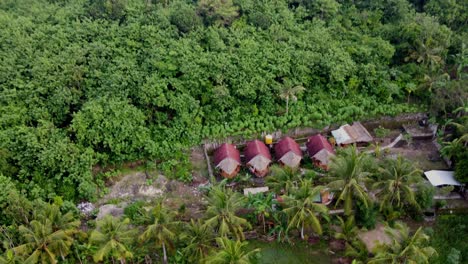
[89,216,136,264]
[278,82,306,115]
[369,222,437,264]
[204,185,251,240]
[71,97,150,163]
[139,201,178,264]
[34,203,80,235]
[13,219,75,264]
[197,0,239,26]
[373,156,423,214]
[247,192,276,234]
[181,219,214,263]
[327,146,374,216]
[282,179,329,239]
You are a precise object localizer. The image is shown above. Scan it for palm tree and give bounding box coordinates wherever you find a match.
[268,211,291,244]
[373,156,423,214]
[327,146,373,216]
[369,222,437,264]
[441,138,465,161]
[278,82,305,115]
[282,179,329,240]
[333,216,368,261]
[334,216,358,243]
[34,204,80,235]
[181,219,214,263]
[139,201,178,264]
[13,219,74,264]
[89,216,136,264]
[265,165,301,195]
[247,192,276,234]
[204,185,251,240]
[204,237,259,264]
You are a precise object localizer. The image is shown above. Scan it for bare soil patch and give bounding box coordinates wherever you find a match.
[358,223,393,253]
[387,139,448,171]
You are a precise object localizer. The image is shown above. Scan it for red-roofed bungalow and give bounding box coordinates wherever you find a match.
[306,134,335,170]
[213,143,241,179]
[274,137,302,168]
[244,140,272,177]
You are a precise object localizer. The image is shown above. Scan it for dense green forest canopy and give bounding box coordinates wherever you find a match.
[0,0,466,202]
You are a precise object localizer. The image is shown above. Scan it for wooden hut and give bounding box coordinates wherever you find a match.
[274,137,302,168]
[244,140,272,177]
[306,134,335,170]
[213,143,241,179]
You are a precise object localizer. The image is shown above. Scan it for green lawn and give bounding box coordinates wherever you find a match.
[248,240,332,264]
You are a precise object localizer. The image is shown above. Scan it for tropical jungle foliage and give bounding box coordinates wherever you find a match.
[0,0,467,263]
[0,0,465,203]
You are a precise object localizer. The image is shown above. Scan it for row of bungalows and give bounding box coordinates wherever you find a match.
[214,136,335,178]
[214,137,303,178]
[213,122,373,178]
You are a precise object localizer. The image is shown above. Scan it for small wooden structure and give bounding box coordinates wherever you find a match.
[244,140,272,177]
[306,134,335,170]
[274,137,302,168]
[331,122,373,146]
[213,143,241,179]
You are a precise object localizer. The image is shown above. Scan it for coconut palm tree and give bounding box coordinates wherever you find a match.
[34,204,80,235]
[282,179,329,239]
[13,219,74,264]
[278,82,306,115]
[204,185,251,240]
[89,216,136,264]
[181,219,214,263]
[204,237,259,264]
[265,165,301,195]
[441,138,465,161]
[140,201,178,264]
[373,156,423,214]
[247,192,276,234]
[369,222,437,264]
[327,146,373,216]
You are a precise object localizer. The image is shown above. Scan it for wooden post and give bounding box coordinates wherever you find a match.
[204,144,215,183]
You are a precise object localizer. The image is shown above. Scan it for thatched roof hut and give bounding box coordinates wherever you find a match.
[274,137,302,168]
[306,134,335,170]
[213,143,241,178]
[244,140,272,177]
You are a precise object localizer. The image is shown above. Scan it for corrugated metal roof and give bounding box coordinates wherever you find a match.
[331,122,373,145]
[331,125,353,145]
[424,170,461,186]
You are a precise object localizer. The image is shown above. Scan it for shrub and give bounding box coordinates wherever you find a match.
[124,200,146,224]
[355,201,378,229]
[374,126,391,138]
